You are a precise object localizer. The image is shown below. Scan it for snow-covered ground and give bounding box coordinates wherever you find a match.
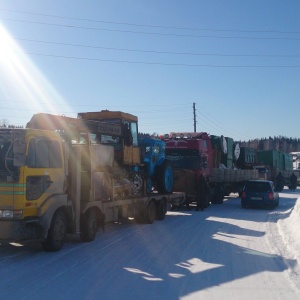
[279,195,300,259]
[0,188,299,300]
[271,189,300,270]
[278,195,300,264]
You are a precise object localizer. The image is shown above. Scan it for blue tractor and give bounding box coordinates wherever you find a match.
[139,137,174,194]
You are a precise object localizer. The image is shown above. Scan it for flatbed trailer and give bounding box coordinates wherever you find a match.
[210,168,260,196]
[0,124,184,251]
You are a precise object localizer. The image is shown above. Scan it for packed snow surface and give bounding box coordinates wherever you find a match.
[0,188,299,300]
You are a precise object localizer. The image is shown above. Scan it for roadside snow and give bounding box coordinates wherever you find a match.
[266,188,300,290]
[277,193,300,263]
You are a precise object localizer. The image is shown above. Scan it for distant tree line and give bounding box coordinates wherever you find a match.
[240,136,300,153]
[0,124,24,129]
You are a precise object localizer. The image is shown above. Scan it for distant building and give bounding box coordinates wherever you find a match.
[290,152,300,170]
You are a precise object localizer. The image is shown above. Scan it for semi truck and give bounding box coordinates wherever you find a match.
[163,132,260,207]
[163,132,294,208]
[236,148,293,190]
[0,112,182,251]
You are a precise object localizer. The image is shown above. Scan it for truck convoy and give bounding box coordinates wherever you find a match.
[163,132,293,208]
[0,109,293,252]
[0,111,181,251]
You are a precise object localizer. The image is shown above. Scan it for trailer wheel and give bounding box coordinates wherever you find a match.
[156,161,174,194]
[131,172,143,195]
[157,199,167,220]
[80,209,98,242]
[146,200,156,224]
[41,210,67,252]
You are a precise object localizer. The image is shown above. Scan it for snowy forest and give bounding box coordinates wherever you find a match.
[240,136,300,153]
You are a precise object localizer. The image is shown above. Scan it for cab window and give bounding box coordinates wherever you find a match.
[130,122,138,146]
[27,138,62,168]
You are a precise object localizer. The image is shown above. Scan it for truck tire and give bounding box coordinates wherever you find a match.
[80,209,98,242]
[41,210,67,252]
[156,199,167,221]
[146,200,156,224]
[156,161,174,194]
[131,172,143,195]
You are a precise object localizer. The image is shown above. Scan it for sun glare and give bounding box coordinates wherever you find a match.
[0,22,71,125]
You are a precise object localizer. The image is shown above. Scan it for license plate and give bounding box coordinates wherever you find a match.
[251,196,263,200]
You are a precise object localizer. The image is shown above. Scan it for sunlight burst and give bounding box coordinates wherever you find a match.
[0,22,71,124]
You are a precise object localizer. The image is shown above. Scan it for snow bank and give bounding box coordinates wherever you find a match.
[277,196,300,263]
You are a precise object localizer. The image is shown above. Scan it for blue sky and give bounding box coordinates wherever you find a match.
[0,1,299,141]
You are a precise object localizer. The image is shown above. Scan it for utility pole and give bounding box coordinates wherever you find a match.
[193,102,196,132]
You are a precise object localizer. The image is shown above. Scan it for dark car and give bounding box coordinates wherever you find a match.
[241,180,279,209]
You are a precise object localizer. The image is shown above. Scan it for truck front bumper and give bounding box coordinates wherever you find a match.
[0,219,40,242]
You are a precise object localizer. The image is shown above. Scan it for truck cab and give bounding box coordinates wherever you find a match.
[163,132,212,204]
[0,128,69,244]
[78,110,140,166]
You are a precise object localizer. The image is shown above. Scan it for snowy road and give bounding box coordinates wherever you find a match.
[1,190,300,300]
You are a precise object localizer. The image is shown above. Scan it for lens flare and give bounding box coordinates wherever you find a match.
[0,21,71,126]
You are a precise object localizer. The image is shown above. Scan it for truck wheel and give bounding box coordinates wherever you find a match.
[41,210,67,252]
[80,209,98,242]
[131,172,143,195]
[156,199,167,220]
[146,200,156,224]
[156,161,174,194]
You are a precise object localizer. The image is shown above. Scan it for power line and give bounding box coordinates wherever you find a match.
[11,51,300,68]
[2,17,300,41]
[17,37,300,58]
[1,8,299,35]
[0,98,188,108]
[195,108,253,140]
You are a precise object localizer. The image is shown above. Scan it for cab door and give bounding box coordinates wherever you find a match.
[24,135,65,217]
[123,121,141,165]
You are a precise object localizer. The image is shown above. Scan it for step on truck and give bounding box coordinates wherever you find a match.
[0,112,183,251]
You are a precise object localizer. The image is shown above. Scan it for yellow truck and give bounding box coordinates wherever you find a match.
[0,113,183,251]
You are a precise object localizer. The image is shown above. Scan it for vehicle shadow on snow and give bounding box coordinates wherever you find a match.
[0,241,44,256]
[0,190,299,299]
[119,194,299,299]
[120,219,298,299]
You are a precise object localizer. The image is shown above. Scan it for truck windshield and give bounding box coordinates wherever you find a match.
[0,130,21,182]
[166,153,200,171]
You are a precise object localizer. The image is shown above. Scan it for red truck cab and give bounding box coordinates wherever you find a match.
[163,132,213,206]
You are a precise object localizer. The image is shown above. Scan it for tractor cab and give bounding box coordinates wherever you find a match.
[78,110,141,166]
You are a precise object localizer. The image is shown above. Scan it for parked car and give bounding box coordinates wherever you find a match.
[241,180,279,209]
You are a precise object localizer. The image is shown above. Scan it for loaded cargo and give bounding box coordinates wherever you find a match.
[0,111,184,251]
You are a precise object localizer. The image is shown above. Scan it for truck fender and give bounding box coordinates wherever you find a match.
[38,194,68,240]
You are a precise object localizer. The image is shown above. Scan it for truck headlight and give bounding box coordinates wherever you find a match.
[0,210,22,219]
[0,210,13,218]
